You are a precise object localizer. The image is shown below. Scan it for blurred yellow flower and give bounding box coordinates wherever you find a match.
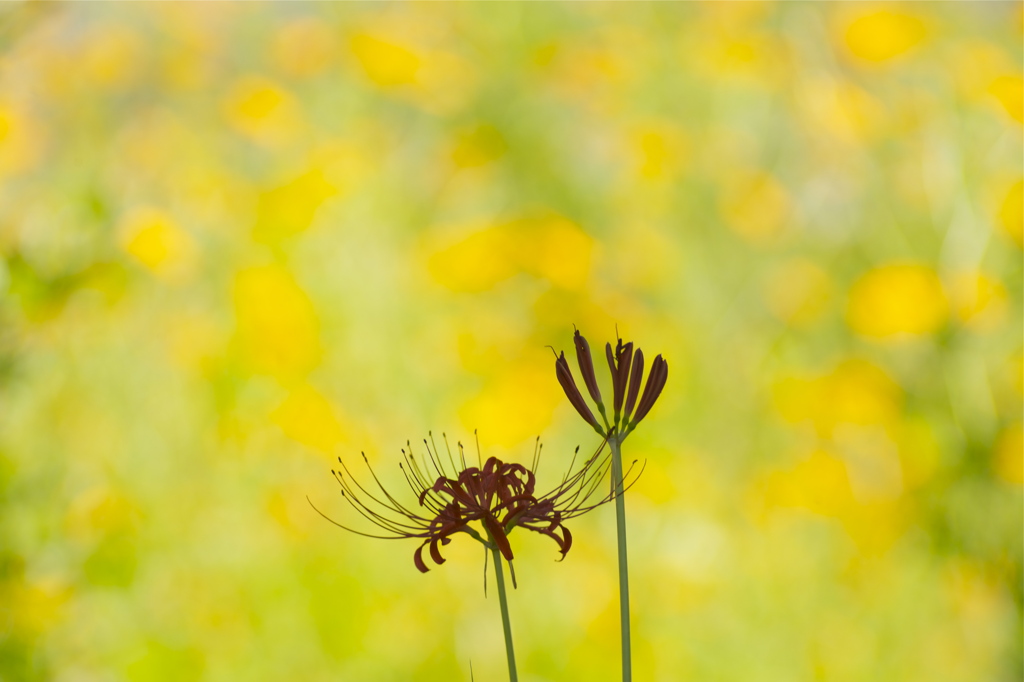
[994,422,1023,486]
[223,76,301,143]
[844,10,926,63]
[232,265,321,379]
[272,385,346,454]
[847,263,948,339]
[460,362,561,448]
[997,179,1023,246]
[988,74,1024,123]
[720,172,792,243]
[630,123,687,181]
[81,24,145,88]
[350,33,421,87]
[273,18,336,77]
[764,450,854,517]
[120,208,196,277]
[763,450,908,553]
[5,577,70,637]
[253,169,337,243]
[773,359,901,434]
[428,216,593,292]
[799,78,885,144]
[0,103,43,177]
[763,259,832,326]
[948,271,1009,332]
[450,124,506,169]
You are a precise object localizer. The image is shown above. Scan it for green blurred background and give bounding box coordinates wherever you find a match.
[0,2,1021,680]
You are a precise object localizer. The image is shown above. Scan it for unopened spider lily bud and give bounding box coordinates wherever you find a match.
[573,329,604,412]
[627,354,668,431]
[622,348,644,424]
[555,351,604,435]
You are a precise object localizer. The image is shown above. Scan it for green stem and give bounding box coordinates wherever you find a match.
[609,435,632,681]
[491,547,518,682]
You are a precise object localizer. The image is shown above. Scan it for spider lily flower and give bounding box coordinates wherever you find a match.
[556,329,668,438]
[310,433,639,576]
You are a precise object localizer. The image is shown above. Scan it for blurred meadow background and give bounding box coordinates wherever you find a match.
[0,2,1021,681]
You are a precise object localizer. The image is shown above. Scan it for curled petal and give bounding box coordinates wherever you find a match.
[429,536,449,566]
[613,340,633,417]
[414,544,430,573]
[556,352,603,432]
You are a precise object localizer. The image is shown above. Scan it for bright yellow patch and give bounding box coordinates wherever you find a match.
[223,76,299,142]
[845,11,926,63]
[272,385,345,454]
[253,169,337,243]
[948,271,1009,332]
[988,75,1024,123]
[765,450,854,517]
[350,34,421,87]
[997,180,1023,246]
[847,264,948,339]
[120,208,195,275]
[773,359,901,435]
[460,363,561,448]
[994,423,1023,486]
[0,104,43,177]
[428,216,593,292]
[233,265,321,379]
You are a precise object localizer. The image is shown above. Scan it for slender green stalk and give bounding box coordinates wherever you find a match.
[491,546,518,682]
[609,435,632,681]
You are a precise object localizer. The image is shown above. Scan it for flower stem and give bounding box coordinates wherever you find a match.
[609,435,632,681]
[491,547,519,682]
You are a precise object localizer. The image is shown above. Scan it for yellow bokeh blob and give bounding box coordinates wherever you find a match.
[764,450,854,517]
[773,359,901,435]
[988,75,1024,124]
[460,363,561,448]
[847,263,948,339]
[994,423,1023,486]
[948,271,1009,332]
[997,180,1023,247]
[428,216,593,292]
[273,18,336,77]
[0,104,43,177]
[233,265,321,379]
[720,172,791,243]
[764,259,833,326]
[272,385,346,454]
[120,208,196,277]
[350,33,421,87]
[253,169,337,243]
[81,25,144,88]
[223,76,300,143]
[844,11,926,63]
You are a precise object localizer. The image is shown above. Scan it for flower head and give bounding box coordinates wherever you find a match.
[555,329,668,438]
[311,432,638,576]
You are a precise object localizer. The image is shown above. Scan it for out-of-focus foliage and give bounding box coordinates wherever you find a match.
[0,2,1020,681]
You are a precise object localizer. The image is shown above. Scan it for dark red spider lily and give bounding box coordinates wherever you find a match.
[555,329,668,438]
[310,432,640,576]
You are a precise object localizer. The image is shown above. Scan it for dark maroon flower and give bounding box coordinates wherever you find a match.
[556,330,668,438]
[310,433,639,576]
